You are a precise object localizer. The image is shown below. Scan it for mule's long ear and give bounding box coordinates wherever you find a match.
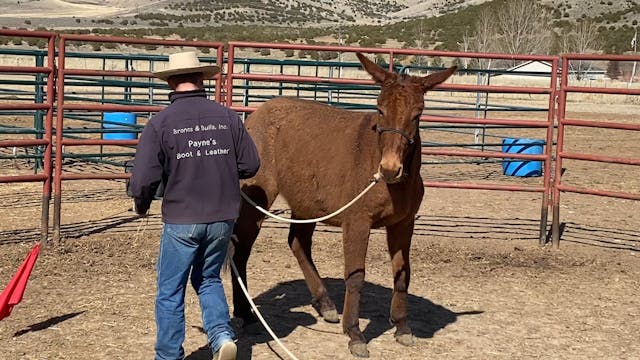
[356,52,388,84]
[421,66,457,92]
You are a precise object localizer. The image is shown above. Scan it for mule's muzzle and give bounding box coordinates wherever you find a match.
[378,164,404,184]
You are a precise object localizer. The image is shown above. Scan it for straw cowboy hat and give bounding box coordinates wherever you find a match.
[153,51,220,81]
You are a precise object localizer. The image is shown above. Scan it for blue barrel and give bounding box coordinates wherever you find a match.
[103,112,137,140]
[501,138,544,177]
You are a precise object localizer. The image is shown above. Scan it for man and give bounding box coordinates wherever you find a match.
[130,51,260,360]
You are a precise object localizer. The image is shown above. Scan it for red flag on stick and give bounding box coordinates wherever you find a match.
[0,242,40,321]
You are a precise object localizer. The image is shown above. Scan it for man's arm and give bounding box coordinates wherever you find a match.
[233,114,260,179]
[130,123,163,215]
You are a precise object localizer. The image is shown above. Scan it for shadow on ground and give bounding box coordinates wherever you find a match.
[185,278,481,360]
[12,311,85,337]
[1,212,637,252]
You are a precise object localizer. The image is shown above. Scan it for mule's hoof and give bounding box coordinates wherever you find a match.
[322,309,340,323]
[349,343,370,358]
[395,333,416,346]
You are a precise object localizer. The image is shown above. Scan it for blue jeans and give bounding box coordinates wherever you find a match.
[154,221,236,360]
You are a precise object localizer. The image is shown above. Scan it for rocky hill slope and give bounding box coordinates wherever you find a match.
[1,0,637,30]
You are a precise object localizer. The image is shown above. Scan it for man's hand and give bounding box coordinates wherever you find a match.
[133,200,148,217]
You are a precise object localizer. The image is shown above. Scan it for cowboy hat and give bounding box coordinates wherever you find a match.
[153,51,220,81]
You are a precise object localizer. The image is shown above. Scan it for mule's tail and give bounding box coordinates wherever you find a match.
[222,234,237,275]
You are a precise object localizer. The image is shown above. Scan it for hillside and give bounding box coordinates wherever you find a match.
[2,0,638,28]
[0,0,481,28]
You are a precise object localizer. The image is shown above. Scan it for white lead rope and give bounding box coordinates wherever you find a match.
[230,172,383,359]
[230,259,302,360]
[240,172,383,224]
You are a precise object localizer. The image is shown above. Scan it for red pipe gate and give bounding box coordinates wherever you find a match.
[1,30,638,248]
[52,34,224,242]
[553,53,640,247]
[0,29,55,242]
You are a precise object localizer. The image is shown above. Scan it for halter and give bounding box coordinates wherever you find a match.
[375,123,418,178]
[375,124,415,145]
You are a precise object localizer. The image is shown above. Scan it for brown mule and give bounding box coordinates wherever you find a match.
[232,53,456,357]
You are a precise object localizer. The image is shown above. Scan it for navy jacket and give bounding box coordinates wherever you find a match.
[130,90,260,223]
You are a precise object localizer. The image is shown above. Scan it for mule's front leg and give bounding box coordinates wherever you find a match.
[342,222,371,357]
[386,218,416,346]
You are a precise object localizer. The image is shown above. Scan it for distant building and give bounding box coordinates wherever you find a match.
[495,60,606,80]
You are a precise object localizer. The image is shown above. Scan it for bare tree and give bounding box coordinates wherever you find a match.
[457,30,472,69]
[559,20,603,80]
[464,7,497,147]
[569,20,602,53]
[411,20,431,67]
[494,0,553,62]
[473,8,497,54]
[465,7,497,70]
[462,1,554,78]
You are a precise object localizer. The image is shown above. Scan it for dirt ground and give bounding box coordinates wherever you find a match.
[0,177,638,360]
[1,100,639,359]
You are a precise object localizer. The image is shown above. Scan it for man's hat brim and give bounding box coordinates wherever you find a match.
[153,65,220,81]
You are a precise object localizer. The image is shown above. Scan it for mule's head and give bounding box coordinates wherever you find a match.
[356,53,456,183]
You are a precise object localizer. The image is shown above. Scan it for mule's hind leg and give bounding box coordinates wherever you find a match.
[386,217,416,346]
[287,222,339,323]
[232,183,277,326]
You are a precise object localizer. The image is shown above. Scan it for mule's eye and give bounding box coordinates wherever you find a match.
[377,108,384,116]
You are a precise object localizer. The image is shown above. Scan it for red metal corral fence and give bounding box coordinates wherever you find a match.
[0,29,56,242]
[51,34,224,242]
[226,41,557,245]
[552,53,640,247]
[2,30,638,248]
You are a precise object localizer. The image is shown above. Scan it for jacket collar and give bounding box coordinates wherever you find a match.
[169,89,207,103]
